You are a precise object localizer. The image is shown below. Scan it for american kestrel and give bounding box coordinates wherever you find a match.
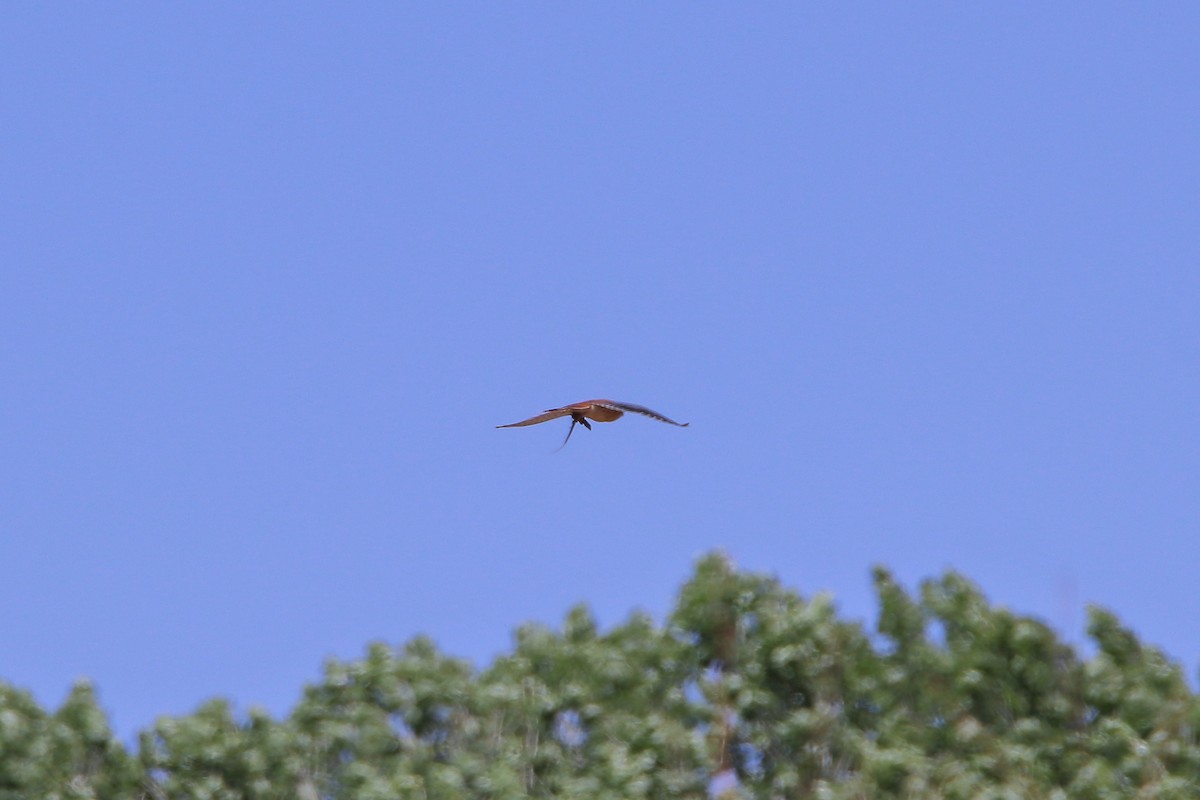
[497,399,689,450]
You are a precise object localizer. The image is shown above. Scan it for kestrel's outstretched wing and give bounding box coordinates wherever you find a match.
[596,401,689,427]
[495,408,573,428]
[498,400,687,451]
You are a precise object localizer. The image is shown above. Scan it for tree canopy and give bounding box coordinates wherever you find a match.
[3,553,1197,799]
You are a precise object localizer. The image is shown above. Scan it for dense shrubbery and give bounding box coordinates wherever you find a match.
[3,553,1197,799]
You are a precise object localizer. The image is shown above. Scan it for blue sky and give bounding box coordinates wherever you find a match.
[2,5,1197,739]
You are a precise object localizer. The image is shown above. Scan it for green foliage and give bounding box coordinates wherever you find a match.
[0,680,136,800]
[140,699,306,800]
[2,554,1198,798]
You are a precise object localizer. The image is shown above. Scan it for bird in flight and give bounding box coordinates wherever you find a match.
[497,399,689,450]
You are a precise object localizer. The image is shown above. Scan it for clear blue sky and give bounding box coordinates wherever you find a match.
[2,5,1197,739]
